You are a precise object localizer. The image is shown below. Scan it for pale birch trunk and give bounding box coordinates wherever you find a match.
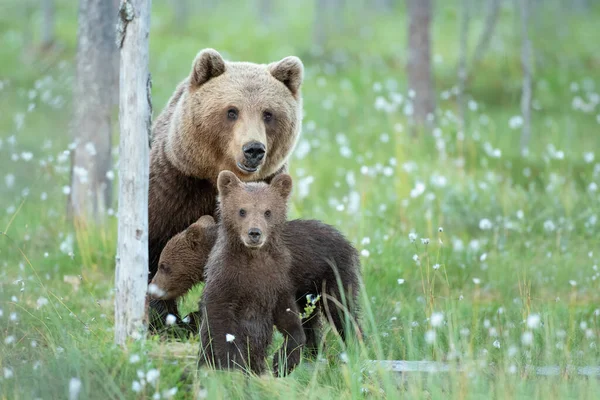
[407,0,435,133]
[519,0,532,154]
[471,0,502,71]
[69,0,118,223]
[41,0,55,49]
[114,0,152,346]
[458,0,470,131]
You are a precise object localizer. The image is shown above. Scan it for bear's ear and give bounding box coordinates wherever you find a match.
[194,215,216,228]
[268,56,304,96]
[185,224,203,250]
[190,48,226,87]
[270,173,293,200]
[217,170,241,197]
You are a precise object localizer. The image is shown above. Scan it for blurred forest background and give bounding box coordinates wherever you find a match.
[1,0,600,399]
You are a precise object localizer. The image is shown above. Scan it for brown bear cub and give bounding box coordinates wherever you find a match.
[151,216,362,356]
[198,170,304,376]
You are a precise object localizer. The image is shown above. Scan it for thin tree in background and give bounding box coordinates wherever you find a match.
[171,0,188,30]
[313,0,344,50]
[69,0,118,223]
[41,0,55,49]
[407,0,435,133]
[470,0,503,75]
[519,0,532,154]
[114,0,152,345]
[458,0,470,131]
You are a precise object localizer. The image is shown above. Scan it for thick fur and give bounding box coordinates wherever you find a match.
[198,171,305,376]
[151,219,362,355]
[148,49,304,330]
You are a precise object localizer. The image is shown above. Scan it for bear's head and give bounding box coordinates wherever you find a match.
[217,170,292,249]
[150,215,217,300]
[168,48,304,182]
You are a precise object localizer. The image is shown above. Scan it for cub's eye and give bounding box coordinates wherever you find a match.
[263,111,273,122]
[227,108,238,121]
[239,209,246,217]
[264,210,271,218]
[159,263,171,274]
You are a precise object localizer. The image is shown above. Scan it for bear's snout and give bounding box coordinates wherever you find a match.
[247,228,263,244]
[240,141,266,171]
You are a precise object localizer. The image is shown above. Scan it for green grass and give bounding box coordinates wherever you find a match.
[1,0,600,399]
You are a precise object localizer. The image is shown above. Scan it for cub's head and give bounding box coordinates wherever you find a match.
[217,170,292,249]
[150,215,217,300]
[171,48,304,182]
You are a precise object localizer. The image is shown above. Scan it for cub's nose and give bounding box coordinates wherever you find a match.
[248,228,262,243]
[242,142,266,166]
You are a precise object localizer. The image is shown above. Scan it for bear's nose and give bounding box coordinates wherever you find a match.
[242,142,266,165]
[248,228,262,243]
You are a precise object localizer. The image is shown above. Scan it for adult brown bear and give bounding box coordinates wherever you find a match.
[147,49,304,330]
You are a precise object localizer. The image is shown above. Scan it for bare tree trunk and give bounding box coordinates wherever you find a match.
[69,0,118,223]
[114,0,152,346]
[470,0,502,73]
[171,0,188,29]
[41,0,55,49]
[313,0,344,50]
[519,0,532,154]
[407,0,435,133]
[458,0,470,132]
[259,0,273,25]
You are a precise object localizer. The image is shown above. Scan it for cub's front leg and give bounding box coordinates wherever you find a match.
[272,293,306,377]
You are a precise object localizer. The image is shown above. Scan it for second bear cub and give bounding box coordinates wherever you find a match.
[198,170,305,376]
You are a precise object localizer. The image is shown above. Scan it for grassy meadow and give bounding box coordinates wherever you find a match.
[1,0,600,398]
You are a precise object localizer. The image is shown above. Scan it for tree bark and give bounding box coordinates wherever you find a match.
[519,0,532,154]
[69,0,118,223]
[470,0,502,72]
[114,0,152,346]
[171,0,188,29]
[313,0,344,50]
[458,0,470,131]
[41,0,55,49]
[407,0,435,133]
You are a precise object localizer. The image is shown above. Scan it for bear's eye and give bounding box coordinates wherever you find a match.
[239,209,246,217]
[227,108,238,121]
[264,210,271,218]
[263,111,273,122]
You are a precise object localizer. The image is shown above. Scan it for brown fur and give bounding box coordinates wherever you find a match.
[148,49,304,330]
[198,171,305,376]
[151,219,362,356]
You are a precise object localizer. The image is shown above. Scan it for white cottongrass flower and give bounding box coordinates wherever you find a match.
[421,238,430,245]
[397,278,405,285]
[165,314,177,326]
[424,330,436,344]
[473,278,481,285]
[340,352,349,363]
[493,340,501,349]
[4,335,16,345]
[132,381,143,393]
[527,314,541,329]
[129,354,141,364]
[147,283,166,298]
[432,264,440,270]
[69,377,82,400]
[408,232,417,243]
[430,312,444,328]
[479,218,492,230]
[543,220,556,232]
[162,387,178,399]
[361,237,371,245]
[412,254,419,262]
[509,115,523,129]
[146,369,160,384]
[360,249,370,257]
[569,280,577,287]
[521,331,534,346]
[438,227,444,232]
[36,297,49,309]
[225,334,235,343]
[4,368,14,379]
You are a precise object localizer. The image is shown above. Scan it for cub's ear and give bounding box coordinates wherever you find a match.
[194,215,216,228]
[268,56,304,96]
[185,224,203,250]
[190,48,226,87]
[271,173,293,199]
[217,170,241,197]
